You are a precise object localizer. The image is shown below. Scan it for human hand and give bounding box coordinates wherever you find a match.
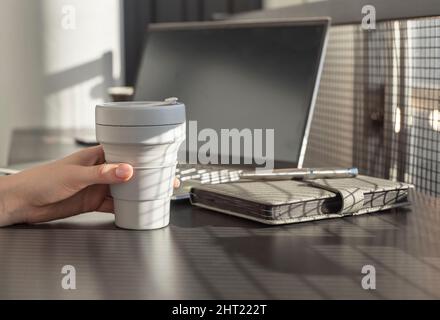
[0,145,179,226]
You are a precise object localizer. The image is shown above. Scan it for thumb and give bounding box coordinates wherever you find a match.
[78,163,134,187]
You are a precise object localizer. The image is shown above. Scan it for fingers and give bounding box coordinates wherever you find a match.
[96,197,114,213]
[66,163,134,190]
[60,145,105,166]
[91,163,133,184]
[76,163,179,189]
[58,147,182,192]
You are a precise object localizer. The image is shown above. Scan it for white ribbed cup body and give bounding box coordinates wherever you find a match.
[96,122,186,230]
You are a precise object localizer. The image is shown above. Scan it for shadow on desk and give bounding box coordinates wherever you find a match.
[171,200,265,229]
[10,212,116,230]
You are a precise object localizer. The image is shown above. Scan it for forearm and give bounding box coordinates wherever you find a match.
[0,175,25,227]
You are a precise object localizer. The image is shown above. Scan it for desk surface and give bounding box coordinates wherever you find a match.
[1,129,439,299]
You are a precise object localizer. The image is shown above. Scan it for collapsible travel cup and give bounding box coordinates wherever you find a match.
[95,98,186,230]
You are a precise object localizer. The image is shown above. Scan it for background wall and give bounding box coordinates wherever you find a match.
[0,0,122,165]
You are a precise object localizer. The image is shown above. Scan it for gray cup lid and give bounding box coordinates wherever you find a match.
[95,98,186,126]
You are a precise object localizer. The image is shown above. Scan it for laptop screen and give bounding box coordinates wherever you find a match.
[135,19,328,168]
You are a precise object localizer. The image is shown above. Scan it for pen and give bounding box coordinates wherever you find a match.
[241,167,359,180]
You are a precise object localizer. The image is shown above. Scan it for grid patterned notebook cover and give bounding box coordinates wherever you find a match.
[190,175,414,225]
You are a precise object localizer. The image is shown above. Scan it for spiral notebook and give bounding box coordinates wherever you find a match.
[189,175,413,225]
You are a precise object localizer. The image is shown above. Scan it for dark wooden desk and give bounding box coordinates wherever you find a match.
[1,129,439,299]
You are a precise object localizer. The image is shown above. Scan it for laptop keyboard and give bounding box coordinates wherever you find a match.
[176,163,243,184]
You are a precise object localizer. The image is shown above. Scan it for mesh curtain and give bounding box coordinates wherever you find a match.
[304,17,440,196]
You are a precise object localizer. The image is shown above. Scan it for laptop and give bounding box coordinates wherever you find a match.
[134,18,330,199]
